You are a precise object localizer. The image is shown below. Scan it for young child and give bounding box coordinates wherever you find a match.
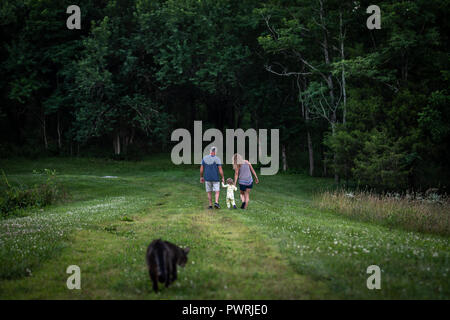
[222,178,237,209]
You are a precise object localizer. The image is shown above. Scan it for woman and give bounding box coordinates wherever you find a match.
[232,153,259,209]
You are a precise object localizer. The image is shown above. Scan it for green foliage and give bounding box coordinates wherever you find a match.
[324,127,364,182]
[0,0,449,190]
[418,90,450,143]
[136,0,253,93]
[0,169,68,218]
[326,127,413,190]
[352,130,410,190]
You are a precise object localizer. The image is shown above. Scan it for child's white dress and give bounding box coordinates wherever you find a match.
[222,182,237,208]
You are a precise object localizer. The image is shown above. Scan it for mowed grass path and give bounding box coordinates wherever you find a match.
[0,156,448,299]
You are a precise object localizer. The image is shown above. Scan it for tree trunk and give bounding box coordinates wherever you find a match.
[57,111,62,151]
[333,154,339,183]
[43,115,48,150]
[330,123,339,183]
[123,129,135,155]
[123,135,129,154]
[113,133,121,155]
[319,1,335,107]
[305,104,314,176]
[282,144,287,172]
[340,12,347,125]
[130,128,134,144]
[320,0,339,183]
[307,131,314,176]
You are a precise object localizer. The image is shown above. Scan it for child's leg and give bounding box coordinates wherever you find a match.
[231,198,236,207]
[226,198,231,208]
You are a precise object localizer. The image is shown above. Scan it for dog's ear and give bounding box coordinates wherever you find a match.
[184,247,190,254]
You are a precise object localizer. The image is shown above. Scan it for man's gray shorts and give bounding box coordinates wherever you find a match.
[205,181,220,192]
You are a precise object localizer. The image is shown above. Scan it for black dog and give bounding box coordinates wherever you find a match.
[146,239,190,292]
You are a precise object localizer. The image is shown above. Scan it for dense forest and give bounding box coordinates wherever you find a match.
[1,0,449,190]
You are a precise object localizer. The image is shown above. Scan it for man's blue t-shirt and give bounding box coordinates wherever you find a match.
[202,154,222,181]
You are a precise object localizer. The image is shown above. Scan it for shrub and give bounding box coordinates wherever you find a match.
[0,169,68,218]
[324,127,364,182]
[352,130,410,190]
[325,128,413,190]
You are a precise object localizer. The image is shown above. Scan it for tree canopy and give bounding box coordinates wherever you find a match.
[1,0,449,190]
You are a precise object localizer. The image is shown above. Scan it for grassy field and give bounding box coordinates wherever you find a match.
[0,156,448,299]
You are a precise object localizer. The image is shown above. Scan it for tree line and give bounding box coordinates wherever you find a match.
[1,0,449,191]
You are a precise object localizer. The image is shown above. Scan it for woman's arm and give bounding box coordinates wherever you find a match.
[248,161,259,184]
[234,167,239,186]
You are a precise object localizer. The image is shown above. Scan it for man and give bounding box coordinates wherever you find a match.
[200,146,224,209]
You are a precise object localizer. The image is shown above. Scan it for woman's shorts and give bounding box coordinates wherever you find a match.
[239,182,253,191]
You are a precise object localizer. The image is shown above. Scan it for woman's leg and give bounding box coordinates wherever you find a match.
[244,189,251,208]
[240,190,246,209]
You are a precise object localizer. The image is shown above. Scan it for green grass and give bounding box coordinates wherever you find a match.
[0,156,448,299]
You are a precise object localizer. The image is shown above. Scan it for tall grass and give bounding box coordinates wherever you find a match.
[314,190,450,236]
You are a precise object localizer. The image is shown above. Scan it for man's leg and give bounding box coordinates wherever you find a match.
[214,191,221,208]
[215,191,220,204]
[213,182,221,209]
[207,191,212,207]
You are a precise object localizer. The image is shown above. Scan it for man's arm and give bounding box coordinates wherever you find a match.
[200,165,204,183]
[218,165,224,182]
